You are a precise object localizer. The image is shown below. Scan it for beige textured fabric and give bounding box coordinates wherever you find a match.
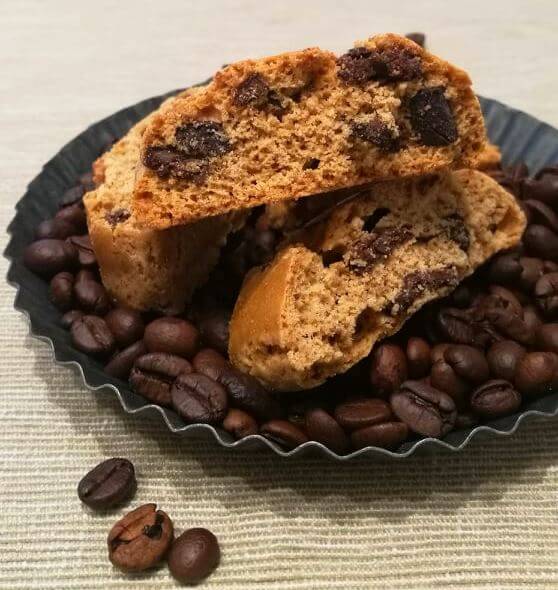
[2,1,558,588]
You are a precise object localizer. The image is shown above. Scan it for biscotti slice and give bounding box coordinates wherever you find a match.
[134,33,487,228]
[229,170,526,391]
[84,93,244,313]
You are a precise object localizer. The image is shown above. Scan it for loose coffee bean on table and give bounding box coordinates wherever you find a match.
[105,340,147,380]
[36,217,76,240]
[350,421,409,451]
[470,380,522,418]
[73,269,111,315]
[49,271,74,311]
[192,348,228,381]
[197,308,230,355]
[105,307,145,348]
[430,359,470,406]
[144,317,200,359]
[443,344,490,384]
[167,528,220,584]
[23,238,77,277]
[305,408,349,454]
[369,343,408,397]
[537,323,558,353]
[535,273,558,318]
[71,315,116,357]
[486,340,526,381]
[406,337,431,378]
[67,234,97,267]
[514,351,558,397]
[55,203,87,232]
[78,458,136,510]
[108,503,173,572]
[260,419,309,449]
[222,408,258,439]
[171,372,228,424]
[333,398,392,431]
[61,309,83,329]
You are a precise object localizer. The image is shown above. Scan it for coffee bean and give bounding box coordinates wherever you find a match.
[487,252,522,285]
[192,348,228,380]
[197,308,230,354]
[171,373,228,424]
[305,408,349,454]
[59,185,85,208]
[260,420,309,449]
[168,528,220,584]
[488,285,523,318]
[523,199,558,232]
[333,398,392,431]
[108,503,173,572]
[523,304,543,335]
[523,176,558,208]
[79,171,96,191]
[431,343,450,364]
[71,315,115,357]
[66,235,97,267]
[519,257,544,292]
[455,412,479,429]
[218,366,283,421]
[350,421,408,450]
[222,408,258,439]
[405,32,425,47]
[535,273,558,318]
[35,218,76,240]
[524,225,558,261]
[391,380,457,438]
[486,340,526,381]
[515,352,558,397]
[49,271,74,311]
[130,353,192,405]
[144,317,200,359]
[78,458,136,510]
[370,343,408,397]
[55,203,87,232]
[536,323,558,354]
[73,269,111,315]
[545,261,558,273]
[430,360,470,406]
[105,340,147,380]
[23,239,77,277]
[406,337,431,378]
[449,283,475,308]
[443,344,489,384]
[61,309,83,329]
[105,307,145,347]
[435,307,485,347]
[409,86,457,146]
[470,380,522,418]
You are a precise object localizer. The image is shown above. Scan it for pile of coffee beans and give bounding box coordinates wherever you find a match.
[22,150,558,454]
[78,458,220,583]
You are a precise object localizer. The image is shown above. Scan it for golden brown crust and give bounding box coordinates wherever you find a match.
[229,170,526,391]
[134,34,487,228]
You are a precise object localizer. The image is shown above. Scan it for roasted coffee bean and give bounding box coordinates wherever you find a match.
[78,458,136,510]
[351,119,400,152]
[260,420,309,449]
[536,323,558,354]
[66,235,96,267]
[535,273,558,318]
[515,352,558,397]
[61,309,83,329]
[449,283,475,308]
[105,340,147,380]
[168,528,220,584]
[523,304,543,335]
[171,373,228,424]
[222,408,258,439]
[431,343,450,364]
[487,340,526,381]
[105,307,145,348]
[409,86,457,146]
[519,257,544,291]
[443,344,489,384]
[108,503,173,572]
[49,271,74,311]
[406,337,431,378]
[130,353,192,405]
[522,175,558,208]
[71,315,116,357]
[79,171,96,191]
[197,308,230,355]
[350,421,408,450]
[333,398,392,431]
[488,285,523,318]
[144,317,200,359]
[545,261,558,273]
[455,412,479,429]
[55,203,87,232]
[218,366,283,421]
[487,252,522,284]
[35,217,76,240]
[436,307,487,347]
[73,270,111,315]
[391,380,457,438]
[175,121,231,158]
[23,238,77,277]
[523,199,558,231]
[305,408,349,454]
[60,185,85,208]
[475,294,533,345]
[524,225,558,261]
[370,343,408,397]
[470,380,522,418]
[430,360,470,407]
[192,348,228,380]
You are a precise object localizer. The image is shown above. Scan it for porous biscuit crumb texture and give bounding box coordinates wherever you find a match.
[133,33,488,229]
[229,170,526,391]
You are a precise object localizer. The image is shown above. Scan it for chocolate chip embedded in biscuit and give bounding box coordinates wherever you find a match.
[443,214,470,251]
[348,226,412,273]
[337,47,381,85]
[409,87,458,146]
[233,73,270,107]
[351,119,401,152]
[303,158,320,170]
[175,121,232,158]
[143,146,209,181]
[105,208,131,228]
[379,47,422,81]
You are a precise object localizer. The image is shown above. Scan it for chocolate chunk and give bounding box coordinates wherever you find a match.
[303,158,320,170]
[379,47,422,81]
[337,47,380,85]
[443,214,470,251]
[351,119,400,152]
[348,226,412,273]
[175,121,231,158]
[143,146,209,181]
[233,73,270,107]
[105,208,131,227]
[390,267,459,315]
[409,87,458,146]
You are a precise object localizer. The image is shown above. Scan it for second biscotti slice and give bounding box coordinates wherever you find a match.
[134,33,487,228]
[228,170,526,391]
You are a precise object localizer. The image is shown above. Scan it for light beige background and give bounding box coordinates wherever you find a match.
[1,1,558,588]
